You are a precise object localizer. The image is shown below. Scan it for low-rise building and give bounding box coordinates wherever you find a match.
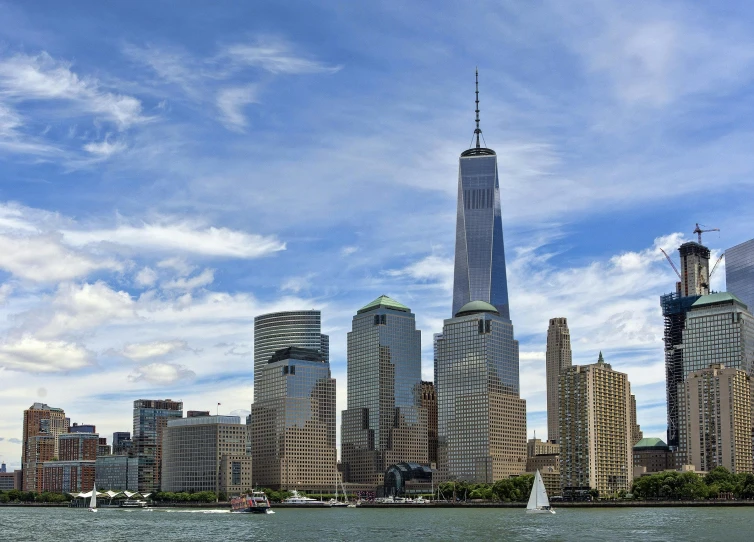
[0,472,15,490]
[96,455,139,491]
[42,460,96,493]
[633,438,673,475]
[161,415,251,494]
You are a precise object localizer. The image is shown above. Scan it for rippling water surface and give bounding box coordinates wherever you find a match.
[1,506,753,541]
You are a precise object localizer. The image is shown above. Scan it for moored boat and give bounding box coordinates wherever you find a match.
[283,490,331,507]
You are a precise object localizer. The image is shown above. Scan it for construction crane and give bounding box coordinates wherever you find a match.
[709,252,725,281]
[693,223,720,245]
[660,248,681,280]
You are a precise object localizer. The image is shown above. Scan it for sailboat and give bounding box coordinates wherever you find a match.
[526,470,555,514]
[89,482,98,513]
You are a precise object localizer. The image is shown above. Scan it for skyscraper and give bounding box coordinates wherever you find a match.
[253,310,329,387]
[661,239,711,448]
[22,402,68,491]
[726,238,754,312]
[341,296,428,484]
[559,354,633,496]
[451,70,510,320]
[132,399,183,492]
[436,301,526,483]
[677,364,753,474]
[546,318,572,443]
[251,347,336,491]
[682,293,754,378]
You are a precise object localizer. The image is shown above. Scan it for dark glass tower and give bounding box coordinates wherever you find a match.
[452,70,511,320]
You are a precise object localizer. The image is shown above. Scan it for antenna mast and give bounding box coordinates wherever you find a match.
[474,68,481,149]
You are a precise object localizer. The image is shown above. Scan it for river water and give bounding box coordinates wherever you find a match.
[1,506,753,541]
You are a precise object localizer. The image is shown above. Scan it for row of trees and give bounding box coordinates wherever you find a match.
[0,490,72,503]
[146,491,220,503]
[631,467,754,500]
[437,475,534,502]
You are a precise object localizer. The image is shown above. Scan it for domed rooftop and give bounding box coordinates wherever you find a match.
[455,300,499,318]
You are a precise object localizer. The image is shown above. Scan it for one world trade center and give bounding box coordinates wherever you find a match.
[451,70,511,320]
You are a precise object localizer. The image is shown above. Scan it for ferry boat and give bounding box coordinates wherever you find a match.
[121,499,149,508]
[231,491,274,514]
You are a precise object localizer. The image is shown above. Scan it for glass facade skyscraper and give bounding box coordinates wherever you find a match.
[341,296,428,484]
[251,347,336,491]
[726,238,754,312]
[132,399,183,492]
[451,73,510,319]
[253,310,329,388]
[436,301,525,483]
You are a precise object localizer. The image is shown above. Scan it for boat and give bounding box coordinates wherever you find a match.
[89,483,98,513]
[328,475,351,507]
[121,499,149,508]
[526,470,555,514]
[231,490,274,514]
[283,490,331,506]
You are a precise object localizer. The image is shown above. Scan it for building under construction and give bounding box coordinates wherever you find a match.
[660,234,713,449]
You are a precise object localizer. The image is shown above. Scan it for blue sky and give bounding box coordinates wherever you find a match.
[1,0,753,469]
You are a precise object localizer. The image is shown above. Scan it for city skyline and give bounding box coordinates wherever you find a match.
[3,1,754,470]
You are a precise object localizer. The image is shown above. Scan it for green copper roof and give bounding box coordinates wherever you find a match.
[357,295,410,314]
[691,292,747,309]
[455,300,499,317]
[634,437,668,449]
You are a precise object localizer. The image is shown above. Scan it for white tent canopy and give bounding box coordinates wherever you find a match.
[70,490,151,499]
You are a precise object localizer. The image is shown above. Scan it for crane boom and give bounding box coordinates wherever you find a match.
[694,222,720,244]
[660,248,682,280]
[709,252,725,281]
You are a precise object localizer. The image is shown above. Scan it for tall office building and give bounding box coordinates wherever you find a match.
[22,402,68,491]
[546,318,572,443]
[162,415,252,494]
[451,71,510,320]
[112,431,132,455]
[677,365,753,473]
[727,238,754,311]
[251,347,336,491]
[420,381,438,466]
[661,239,711,448]
[436,301,526,483]
[559,354,633,496]
[682,293,754,378]
[96,455,139,491]
[253,310,329,388]
[630,394,643,446]
[341,296,428,484]
[132,399,183,492]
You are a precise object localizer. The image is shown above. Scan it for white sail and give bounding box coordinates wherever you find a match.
[535,470,550,508]
[526,474,538,509]
[90,482,97,509]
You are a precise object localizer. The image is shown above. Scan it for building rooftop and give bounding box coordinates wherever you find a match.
[691,292,747,310]
[455,300,499,317]
[634,437,669,450]
[357,295,410,314]
[167,415,241,428]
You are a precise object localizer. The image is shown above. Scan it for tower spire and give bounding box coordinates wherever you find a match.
[474,68,481,149]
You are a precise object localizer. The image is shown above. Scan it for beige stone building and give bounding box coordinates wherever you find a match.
[630,395,643,445]
[559,354,633,496]
[527,438,559,458]
[421,381,438,466]
[676,364,753,474]
[161,415,251,494]
[252,347,337,491]
[546,318,572,443]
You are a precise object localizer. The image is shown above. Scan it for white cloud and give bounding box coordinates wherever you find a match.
[162,269,214,291]
[128,362,195,384]
[216,85,259,131]
[341,246,359,257]
[83,138,127,157]
[280,273,315,294]
[386,255,454,291]
[135,267,158,287]
[0,232,121,283]
[0,52,146,128]
[62,221,286,258]
[223,39,342,75]
[121,340,191,361]
[0,336,94,373]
